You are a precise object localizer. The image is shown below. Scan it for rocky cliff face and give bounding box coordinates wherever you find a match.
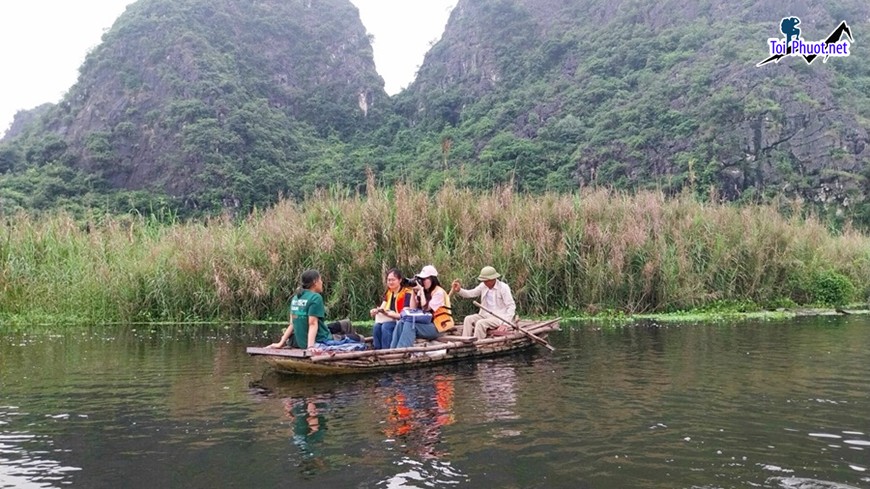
[2,0,869,221]
[3,0,385,207]
[401,0,870,215]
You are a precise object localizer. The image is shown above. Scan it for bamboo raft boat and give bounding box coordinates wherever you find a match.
[247,318,561,375]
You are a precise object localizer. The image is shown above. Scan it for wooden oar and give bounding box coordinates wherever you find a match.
[472,301,555,352]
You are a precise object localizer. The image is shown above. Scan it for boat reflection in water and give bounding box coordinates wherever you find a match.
[378,373,468,487]
[475,362,521,438]
[249,369,469,485]
[248,374,336,476]
[282,395,330,476]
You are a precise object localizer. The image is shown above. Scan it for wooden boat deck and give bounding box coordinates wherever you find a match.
[247,318,560,375]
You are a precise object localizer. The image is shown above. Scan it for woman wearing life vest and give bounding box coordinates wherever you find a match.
[390,265,455,349]
[369,268,412,349]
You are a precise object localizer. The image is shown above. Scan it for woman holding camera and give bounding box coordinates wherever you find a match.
[390,265,455,349]
[369,268,413,349]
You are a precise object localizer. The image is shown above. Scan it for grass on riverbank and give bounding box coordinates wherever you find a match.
[1,182,868,325]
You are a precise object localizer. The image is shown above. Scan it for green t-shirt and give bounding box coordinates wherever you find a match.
[290,289,330,348]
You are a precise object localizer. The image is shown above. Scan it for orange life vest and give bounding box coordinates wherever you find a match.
[383,287,412,313]
[430,286,454,333]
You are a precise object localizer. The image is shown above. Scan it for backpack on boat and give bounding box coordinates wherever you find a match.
[327,319,363,342]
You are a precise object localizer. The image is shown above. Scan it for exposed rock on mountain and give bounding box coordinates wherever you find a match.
[397,0,869,219]
[1,0,385,211]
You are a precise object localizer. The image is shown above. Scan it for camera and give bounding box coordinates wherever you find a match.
[402,277,419,287]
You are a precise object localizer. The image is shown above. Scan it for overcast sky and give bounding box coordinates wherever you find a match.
[0,0,458,135]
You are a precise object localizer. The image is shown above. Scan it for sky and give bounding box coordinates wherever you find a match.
[0,0,458,135]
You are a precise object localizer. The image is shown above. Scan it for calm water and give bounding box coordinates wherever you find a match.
[1,316,868,488]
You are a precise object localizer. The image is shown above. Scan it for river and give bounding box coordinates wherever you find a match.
[1,316,868,488]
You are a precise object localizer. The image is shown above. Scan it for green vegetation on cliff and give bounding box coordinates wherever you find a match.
[2,0,869,228]
[0,0,386,216]
[392,0,870,226]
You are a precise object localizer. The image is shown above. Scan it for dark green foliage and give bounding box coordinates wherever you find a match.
[0,165,102,213]
[0,146,20,174]
[24,134,69,166]
[810,270,856,307]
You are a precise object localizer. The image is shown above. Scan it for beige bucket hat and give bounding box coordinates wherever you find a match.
[477,266,501,281]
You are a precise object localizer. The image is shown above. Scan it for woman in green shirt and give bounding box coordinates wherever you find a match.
[267,269,332,350]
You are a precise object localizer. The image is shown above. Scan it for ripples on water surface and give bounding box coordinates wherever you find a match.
[0,317,868,488]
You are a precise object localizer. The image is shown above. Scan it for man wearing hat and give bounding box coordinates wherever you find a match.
[451,266,517,340]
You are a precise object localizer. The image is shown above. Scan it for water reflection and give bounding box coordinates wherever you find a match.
[768,476,867,489]
[376,373,467,488]
[476,362,519,421]
[2,318,869,488]
[380,374,455,457]
[0,406,81,489]
[467,361,525,443]
[381,457,467,489]
[283,396,329,475]
[251,370,470,487]
[249,374,337,476]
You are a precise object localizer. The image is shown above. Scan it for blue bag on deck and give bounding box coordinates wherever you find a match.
[400,308,432,324]
[318,335,366,352]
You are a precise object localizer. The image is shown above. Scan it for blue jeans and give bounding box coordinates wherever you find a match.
[372,321,396,350]
[391,317,440,349]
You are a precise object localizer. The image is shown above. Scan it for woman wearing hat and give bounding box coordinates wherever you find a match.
[390,265,455,349]
[451,266,516,340]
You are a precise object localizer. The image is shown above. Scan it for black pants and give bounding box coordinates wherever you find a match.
[328,319,353,335]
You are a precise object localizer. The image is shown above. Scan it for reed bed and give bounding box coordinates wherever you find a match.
[1,182,868,324]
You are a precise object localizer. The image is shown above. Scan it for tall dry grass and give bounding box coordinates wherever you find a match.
[1,182,868,324]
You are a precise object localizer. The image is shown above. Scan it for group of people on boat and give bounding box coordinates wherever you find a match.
[265,264,517,352]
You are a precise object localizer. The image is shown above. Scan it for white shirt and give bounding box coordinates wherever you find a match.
[458,280,517,320]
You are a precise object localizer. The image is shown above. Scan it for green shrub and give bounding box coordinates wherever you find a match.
[811,270,856,307]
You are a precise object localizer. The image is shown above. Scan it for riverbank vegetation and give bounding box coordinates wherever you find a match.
[1,182,868,325]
